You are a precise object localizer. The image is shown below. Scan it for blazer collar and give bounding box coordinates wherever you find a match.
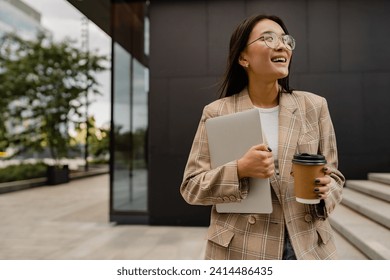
[279,90,298,115]
[235,87,255,112]
[235,87,298,114]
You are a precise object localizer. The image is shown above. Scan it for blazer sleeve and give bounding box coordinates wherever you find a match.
[180,105,249,206]
[316,97,345,218]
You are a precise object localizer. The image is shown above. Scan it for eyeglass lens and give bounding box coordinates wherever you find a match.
[264,32,295,50]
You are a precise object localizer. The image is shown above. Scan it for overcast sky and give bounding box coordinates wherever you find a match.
[22,0,110,52]
[21,0,111,127]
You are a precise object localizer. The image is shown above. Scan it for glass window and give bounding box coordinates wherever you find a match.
[112,42,132,211]
[111,1,149,216]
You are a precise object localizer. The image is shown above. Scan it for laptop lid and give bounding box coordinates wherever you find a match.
[205,108,273,214]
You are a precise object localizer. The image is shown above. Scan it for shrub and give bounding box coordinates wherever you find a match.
[0,163,48,183]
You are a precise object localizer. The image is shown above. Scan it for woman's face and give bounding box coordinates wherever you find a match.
[240,19,293,82]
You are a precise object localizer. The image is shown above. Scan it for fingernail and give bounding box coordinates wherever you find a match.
[314,188,319,192]
[267,147,272,152]
[317,194,322,198]
[314,179,320,183]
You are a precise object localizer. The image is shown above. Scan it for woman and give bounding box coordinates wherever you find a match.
[180,14,345,260]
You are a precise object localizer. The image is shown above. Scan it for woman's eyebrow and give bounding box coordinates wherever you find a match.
[259,30,286,35]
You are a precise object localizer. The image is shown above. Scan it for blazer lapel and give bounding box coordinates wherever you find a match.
[273,92,302,201]
[235,88,255,112]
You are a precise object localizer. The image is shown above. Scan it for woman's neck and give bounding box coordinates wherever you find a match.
[248,81,279,108]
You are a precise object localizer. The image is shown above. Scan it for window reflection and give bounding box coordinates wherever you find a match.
[112,43,132,211]
[111,2,148,214]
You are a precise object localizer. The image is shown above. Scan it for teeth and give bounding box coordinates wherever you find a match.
[271,57,286,62]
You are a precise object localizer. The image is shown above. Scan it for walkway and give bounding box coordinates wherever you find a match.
[0,174,366,260]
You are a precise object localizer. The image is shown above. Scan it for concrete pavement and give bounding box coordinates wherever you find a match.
[0,174,367,260]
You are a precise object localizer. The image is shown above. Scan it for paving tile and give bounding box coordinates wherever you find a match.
[0,175,206,260]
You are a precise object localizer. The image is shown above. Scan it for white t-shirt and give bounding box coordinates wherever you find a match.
[257,106,279,173]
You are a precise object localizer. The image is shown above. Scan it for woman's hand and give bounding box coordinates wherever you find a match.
[314,167,332,199]
[237,143,274,179]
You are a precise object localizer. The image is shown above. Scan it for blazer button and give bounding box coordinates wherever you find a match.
[304,214,313,222]
[248,215,256,225]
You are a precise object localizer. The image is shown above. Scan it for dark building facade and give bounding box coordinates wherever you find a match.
[70,0,390,226]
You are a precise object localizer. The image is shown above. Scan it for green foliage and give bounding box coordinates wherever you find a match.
[0,32,108,162]
[73,116,110,159]
[0,162,48,183]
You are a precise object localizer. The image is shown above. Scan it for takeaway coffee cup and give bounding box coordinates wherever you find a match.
[292,153,327,204]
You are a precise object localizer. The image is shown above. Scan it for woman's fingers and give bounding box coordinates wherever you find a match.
[314,176,330,199]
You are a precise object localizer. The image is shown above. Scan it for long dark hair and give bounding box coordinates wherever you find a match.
[218,15,293,98]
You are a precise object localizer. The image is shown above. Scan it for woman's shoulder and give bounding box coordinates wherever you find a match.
[202,95,236,118]
[291,90,327,107]
[288,90,331,119]
[292,90,325,101]
[205,95,232,108]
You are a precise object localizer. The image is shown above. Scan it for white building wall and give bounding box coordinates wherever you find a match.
[0,0,46,39]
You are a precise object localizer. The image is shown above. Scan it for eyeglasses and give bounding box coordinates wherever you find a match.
[248,32,296,51]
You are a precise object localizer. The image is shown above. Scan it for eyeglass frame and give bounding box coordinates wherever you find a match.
[247,32,296,51]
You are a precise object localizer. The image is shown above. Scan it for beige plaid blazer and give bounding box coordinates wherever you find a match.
[180,88,345,260]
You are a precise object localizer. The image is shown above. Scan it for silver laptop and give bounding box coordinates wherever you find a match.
[205,108,273,214]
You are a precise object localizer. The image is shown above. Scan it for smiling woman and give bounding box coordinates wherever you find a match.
[180,14,345,260]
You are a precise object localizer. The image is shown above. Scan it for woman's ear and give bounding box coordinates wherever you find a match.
[238,55,249,68]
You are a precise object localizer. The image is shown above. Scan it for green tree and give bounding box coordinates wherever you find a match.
[73,116,110,160]
[0,32,108,163]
